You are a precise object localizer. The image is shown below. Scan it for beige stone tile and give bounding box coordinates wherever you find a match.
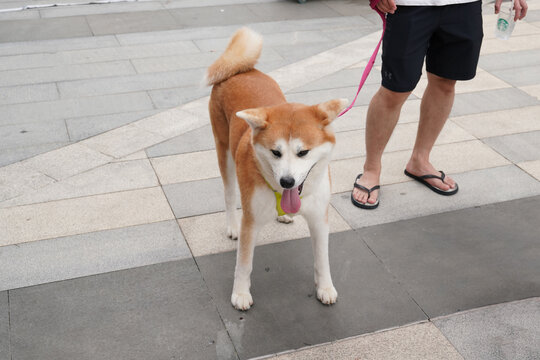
[330,140,510,193]
[333,122,475,161]
[150,149,220,184]
[22,143,112,181]
[480,33,540,55]
[178,205,350,257]
[0,187,174,246]
[518,160,540,181]
[81,124,165,158]
[451,105,540,138]
[132,107,202,138]
[413,70,511,98]
[0,162,54,202]
[269,322,463,360]
[0,159,158,208]
[519,84,540,101]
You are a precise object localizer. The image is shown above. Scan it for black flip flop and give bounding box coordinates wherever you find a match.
[404,169,458,196]
[351,174,380,210]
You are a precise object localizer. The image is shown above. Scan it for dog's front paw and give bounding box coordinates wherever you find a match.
[227,224,239,240]
[317,286,338,305]
[231,292,253,310]
[277,214,294,224]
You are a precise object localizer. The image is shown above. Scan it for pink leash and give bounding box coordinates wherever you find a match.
[338,0,387,117]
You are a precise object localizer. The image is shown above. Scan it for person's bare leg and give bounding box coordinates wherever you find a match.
[406,72,457,190]
[353,86,410,204]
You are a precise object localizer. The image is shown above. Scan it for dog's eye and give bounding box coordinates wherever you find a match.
[297,150,309,157]
[271,149,282,158]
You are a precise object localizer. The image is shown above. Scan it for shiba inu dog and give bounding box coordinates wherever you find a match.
[206,27,347,311]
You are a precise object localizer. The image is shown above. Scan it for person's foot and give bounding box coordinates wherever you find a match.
[352,170,380,205]
[405,159,456,191]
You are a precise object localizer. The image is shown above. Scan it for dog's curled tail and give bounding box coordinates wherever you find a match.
[205,27,262,86]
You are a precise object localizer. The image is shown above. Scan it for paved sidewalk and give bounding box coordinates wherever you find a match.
[1,1,540,359]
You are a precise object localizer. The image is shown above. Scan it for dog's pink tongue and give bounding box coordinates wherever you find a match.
[281,187,301,214]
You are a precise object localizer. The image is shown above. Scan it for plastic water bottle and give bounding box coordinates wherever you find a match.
[495,2,516,40]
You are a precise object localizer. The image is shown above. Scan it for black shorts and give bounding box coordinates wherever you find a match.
[381,1,484,92]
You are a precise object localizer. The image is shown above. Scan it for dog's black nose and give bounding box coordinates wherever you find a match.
[280,176,295,189]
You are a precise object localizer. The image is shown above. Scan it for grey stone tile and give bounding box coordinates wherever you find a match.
[86,10,180,36]
[66,110,159,142]
[0,83,58,105]
[332,165,540,230]
[321,25,381,43]
[0,291,8,360]
[434,298,540,360]
[149,86,211,109]
[450,88,540,117]
[286,84,381,107]
[0,142,69,168]
[131,51,217,73]
[491,65,540,87]
[0,9,40,20]
[289,67,381,94]
[483,130,540,163]
[9,260,238,360]
[0,16,92,42]
[0,220,191,292]
[0,92,154,126]
[0,60,135,87]
[163,177,241,218]
[58,68,203,98]
[116,16,366,45]
[272,41,345,63]
[146,124,215,158]
[39,1,164,18]
[247,1,341,22]
[362,195,540,318]
[478,49,540,71]
[170,4,260,27]
[0,35,119,57]
[0,120,69,150]
[196,231,426,359]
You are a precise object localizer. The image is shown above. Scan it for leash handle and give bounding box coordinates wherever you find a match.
[338,1,387,117]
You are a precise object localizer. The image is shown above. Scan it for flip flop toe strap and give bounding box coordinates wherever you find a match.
[419,171,447,184]
[353,182,380,200]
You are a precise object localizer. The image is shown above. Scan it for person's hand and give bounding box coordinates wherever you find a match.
[495,0,528,21]
[376,0,397,14]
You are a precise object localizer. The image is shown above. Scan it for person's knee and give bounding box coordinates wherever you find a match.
[376,86,410,109]
[427,73,456,95]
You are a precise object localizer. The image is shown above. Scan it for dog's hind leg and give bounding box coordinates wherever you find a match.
[222,149,239,240]
[210,99,239,240]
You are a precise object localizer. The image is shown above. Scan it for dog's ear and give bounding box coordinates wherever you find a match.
[316,99,348,126]
[236,108,268,131]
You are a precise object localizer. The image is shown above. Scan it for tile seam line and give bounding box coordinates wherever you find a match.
[7,290,12,360]
[0,217,174,250]
[148,158,242,359]
[0,183,160,210]
[357,228,430,320]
